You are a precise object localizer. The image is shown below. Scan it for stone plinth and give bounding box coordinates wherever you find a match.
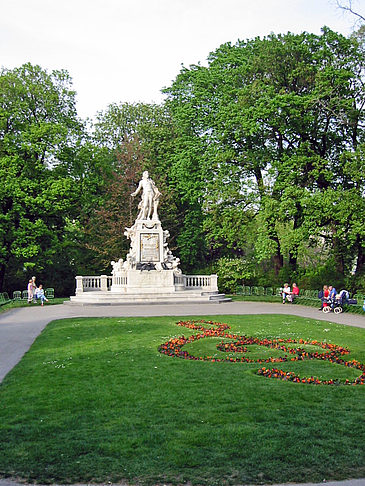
[113,269,175,294]
[69,272,227,304]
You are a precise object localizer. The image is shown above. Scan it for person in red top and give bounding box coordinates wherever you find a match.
[291,282,299,300]
[322,285,329,307]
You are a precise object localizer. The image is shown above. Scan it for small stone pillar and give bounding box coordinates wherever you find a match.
[210,274,218,291]
[100,275,108,292]
[75,276,84,295]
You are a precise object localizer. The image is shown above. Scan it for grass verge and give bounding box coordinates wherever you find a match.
[0,314,364,485]
[0,298,68,313]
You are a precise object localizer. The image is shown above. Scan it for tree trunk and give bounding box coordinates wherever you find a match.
[288,251,297,272]
[0,263,5,292]
[272,236,283,275]
[288,208,302,274]
[354,238,365,276]
[333,237,345,276]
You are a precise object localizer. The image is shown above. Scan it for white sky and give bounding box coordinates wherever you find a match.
[0,0,362,120]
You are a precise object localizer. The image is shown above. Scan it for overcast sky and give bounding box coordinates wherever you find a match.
[1,0,362,120]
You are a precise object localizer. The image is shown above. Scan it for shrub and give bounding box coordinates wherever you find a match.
[215,257,253,293]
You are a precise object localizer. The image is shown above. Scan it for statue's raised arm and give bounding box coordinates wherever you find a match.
[131,171,160,221]
[131,180,143,198]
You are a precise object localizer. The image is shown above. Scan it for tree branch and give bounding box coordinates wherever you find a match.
[335,0,365,22]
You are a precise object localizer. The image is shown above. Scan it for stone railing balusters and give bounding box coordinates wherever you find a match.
[76,273,217,293]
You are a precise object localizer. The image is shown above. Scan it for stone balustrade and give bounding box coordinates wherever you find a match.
[174,274,218,290]
[76,273,217,294]
[75,275,113,294]
[184,275,217,289]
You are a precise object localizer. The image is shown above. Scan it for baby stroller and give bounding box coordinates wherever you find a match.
[322,290,352,314]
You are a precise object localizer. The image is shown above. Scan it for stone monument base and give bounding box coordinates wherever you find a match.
[67,291,227,305]
[111,269,180,294]
[68,271,229,305]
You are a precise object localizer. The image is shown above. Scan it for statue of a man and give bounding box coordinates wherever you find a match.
[131,171,161,220]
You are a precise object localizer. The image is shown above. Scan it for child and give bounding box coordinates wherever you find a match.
[35,285,49,307]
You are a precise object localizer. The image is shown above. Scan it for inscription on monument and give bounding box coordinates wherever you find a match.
[140,233,160,262]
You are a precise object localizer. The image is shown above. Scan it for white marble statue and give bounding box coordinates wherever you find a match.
[131,171,161,220]
[111,258,124,274]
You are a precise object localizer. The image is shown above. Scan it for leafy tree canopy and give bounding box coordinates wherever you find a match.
[0,63,85,290]
[164,28,365,280]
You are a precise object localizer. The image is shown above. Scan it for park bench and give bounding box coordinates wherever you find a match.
[237,285,321,306]
[45,288,54,299]
[0,292,11,306]
[294,290,319,306]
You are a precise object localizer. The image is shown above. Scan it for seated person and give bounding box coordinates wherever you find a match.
[328,285,337,299]
[35,284,49,307]
[291,282,299,300]
[281,283,292,303]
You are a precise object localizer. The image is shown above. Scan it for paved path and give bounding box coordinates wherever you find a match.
[0,301,364,486]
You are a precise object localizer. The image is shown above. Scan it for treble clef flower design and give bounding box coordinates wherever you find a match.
[158,320,365,386]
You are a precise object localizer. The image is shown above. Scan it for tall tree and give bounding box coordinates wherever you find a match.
[81,136,143,269]
[0,63,84,290]
[164,28,365,279]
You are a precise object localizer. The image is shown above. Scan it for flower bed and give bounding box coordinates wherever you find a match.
[158,320,365,385]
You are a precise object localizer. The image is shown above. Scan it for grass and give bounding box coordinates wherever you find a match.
[229,295,285,304]
[0,298,68,313]
[0,314,365,485]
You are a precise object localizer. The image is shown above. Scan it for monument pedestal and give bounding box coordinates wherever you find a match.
[70,268,227,304]
[108,217,184,296]
[112,269,175,294]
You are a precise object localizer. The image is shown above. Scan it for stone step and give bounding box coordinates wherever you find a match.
[66,290,230,305]
[209,293,232,302]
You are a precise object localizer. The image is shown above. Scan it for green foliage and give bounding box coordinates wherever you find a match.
[164,28,365,279]
[80,137,144,269]
[0,64,86,291]
[214,257,254,292]
[295,258,346,291]
[2,27,365,291]
[346,272,365,294]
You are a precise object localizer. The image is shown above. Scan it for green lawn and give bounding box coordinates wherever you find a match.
[0,298,68,313]
[0,314,364,485]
